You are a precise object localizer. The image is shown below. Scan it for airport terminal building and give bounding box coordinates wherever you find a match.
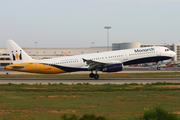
[0,43,180,66]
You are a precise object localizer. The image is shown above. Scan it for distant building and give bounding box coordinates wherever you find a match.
[112,43,141,50]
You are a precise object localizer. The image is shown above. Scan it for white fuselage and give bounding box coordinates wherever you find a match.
[28,46,175,72]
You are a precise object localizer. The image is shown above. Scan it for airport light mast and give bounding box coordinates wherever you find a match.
[34,42,38,48]
[104,26,111,51]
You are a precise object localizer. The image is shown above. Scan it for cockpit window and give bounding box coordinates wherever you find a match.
[165,49,169,52]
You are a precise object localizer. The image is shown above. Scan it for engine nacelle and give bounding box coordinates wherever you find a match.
[102,63,123,72]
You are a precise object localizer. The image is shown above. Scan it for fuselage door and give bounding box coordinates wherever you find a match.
[156,48,161,56]
[34,63,39,71]
[123,53,128,61]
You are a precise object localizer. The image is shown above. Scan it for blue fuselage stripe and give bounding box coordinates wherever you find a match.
[50,64,88,72]
[43,56,171,72]
[123,56,171,65]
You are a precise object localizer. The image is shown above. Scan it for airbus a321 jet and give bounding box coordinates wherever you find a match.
[5,40,176,79]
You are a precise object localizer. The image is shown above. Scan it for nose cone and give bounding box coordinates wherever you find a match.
[170,51,176,57]
[172,51,176,57]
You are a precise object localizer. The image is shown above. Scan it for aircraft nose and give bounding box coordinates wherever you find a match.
[172,51,176,57]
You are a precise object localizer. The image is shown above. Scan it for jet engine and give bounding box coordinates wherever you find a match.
[102,63,123,72]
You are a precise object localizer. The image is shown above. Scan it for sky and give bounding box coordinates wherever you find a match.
[0,0,180,48]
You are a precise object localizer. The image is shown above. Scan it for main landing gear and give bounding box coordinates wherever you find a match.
[156,61,161,70]
[89,71,99,79]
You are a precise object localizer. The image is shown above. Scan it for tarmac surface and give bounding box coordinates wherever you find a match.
[0,69,180,85]
[1,68,180,75]
[0,78,180,85]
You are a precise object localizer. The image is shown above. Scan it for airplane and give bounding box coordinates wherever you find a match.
[5,40,176,79]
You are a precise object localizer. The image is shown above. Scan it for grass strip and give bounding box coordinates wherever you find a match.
[0,83,180,120]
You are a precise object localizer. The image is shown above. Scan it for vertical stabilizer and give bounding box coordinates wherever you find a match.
[5,40,33,64]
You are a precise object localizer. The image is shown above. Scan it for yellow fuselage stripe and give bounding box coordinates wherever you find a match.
[5,62,67,74]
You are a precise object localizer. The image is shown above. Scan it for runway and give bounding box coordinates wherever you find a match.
[0,78,180,85]
[0,69,180,75]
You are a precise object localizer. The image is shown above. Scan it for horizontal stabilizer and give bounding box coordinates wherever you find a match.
[8,65,26,69]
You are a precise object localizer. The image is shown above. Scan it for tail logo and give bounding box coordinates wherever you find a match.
[12,50,22,61]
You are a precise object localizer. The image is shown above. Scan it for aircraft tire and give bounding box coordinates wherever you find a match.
[89,73,95,78]
[94,74,99,79]
[157,67,161,70]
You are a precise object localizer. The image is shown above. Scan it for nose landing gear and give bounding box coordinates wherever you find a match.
[156,61,161,70]
[157,67,161,70]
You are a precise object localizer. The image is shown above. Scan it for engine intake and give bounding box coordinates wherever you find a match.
[102,63,123,72]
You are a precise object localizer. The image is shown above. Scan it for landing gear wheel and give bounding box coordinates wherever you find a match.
[157,67,161,70]
[94,74,99,79]
[89,73,95,78]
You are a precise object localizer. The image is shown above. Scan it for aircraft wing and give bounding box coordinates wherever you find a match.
[82,58,121,70]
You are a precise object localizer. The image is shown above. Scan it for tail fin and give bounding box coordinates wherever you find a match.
[5,40,33,64]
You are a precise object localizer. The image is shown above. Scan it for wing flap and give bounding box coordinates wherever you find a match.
[82,58,122,70]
